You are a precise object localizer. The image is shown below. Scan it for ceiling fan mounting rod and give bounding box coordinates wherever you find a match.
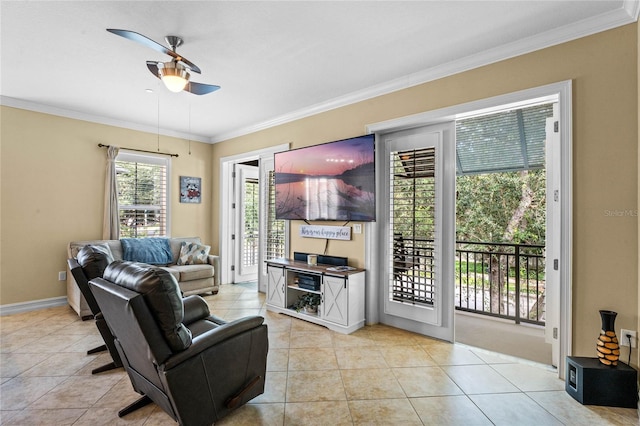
[165,35,183,52]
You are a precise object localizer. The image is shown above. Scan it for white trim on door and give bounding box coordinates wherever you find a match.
[379,123,456,341]
[366,80,573,379]
[219,144,290,285]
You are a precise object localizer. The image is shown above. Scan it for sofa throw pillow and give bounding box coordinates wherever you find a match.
[176,242,210,265]
[121,238,173,265]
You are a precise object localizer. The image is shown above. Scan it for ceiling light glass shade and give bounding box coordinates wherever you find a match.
[159,62,190,92]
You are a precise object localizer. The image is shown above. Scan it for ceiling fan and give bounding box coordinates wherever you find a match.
[107,28,220,95]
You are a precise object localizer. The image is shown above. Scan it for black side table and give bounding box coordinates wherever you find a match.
[566,356,638,408]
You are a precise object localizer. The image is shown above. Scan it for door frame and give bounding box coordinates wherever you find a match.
[233,163,260,283]
[219,143,289,285]
[366,80,572,378]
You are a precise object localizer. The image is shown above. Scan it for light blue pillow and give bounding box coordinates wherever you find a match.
[121,238,173,265]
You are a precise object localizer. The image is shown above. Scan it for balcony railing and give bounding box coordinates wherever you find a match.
[455,241,545,325]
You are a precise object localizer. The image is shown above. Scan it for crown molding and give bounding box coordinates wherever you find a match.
[0,96,210,143]
[624,0,640,20]
[211,4,638,143]
[2,3,637,145]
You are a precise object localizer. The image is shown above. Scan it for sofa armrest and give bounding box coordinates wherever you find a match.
[208,255,221,287]
[163,316,265,369]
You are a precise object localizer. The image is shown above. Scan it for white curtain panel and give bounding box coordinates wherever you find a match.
[103,145,120,240]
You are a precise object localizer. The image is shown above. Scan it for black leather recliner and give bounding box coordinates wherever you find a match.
[90,260,269,426]
[67,245,123,374]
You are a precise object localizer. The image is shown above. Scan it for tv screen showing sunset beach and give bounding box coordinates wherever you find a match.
[274,135,376,221]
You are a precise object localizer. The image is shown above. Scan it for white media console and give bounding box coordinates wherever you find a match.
[265,258,365,334]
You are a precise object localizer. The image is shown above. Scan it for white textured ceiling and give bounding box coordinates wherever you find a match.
[1,1,637,143]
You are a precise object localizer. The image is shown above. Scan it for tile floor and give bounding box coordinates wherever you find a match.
[1,282,638,425]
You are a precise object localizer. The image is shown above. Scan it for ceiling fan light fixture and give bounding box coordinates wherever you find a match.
[159,61,190,92]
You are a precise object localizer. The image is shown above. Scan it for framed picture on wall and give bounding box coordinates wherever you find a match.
[179,176,201,204]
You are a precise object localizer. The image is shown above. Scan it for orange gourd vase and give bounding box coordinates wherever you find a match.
[596,310,619,366]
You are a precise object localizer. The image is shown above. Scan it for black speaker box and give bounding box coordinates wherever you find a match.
[293,252,348,266]
[566,356,638,408]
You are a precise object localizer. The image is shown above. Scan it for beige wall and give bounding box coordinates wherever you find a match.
[0,108,213,305]
[212,24,639,357]
[0,23,637,359]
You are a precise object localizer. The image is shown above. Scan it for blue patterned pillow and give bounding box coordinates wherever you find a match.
[121,238,173,265]
[176,242,210,265]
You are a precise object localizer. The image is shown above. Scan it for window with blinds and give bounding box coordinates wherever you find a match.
[389,147,437,307]
[266,170,286,260]
[456,103,553,175]
[242,178,259,267]
[116,152,169,238]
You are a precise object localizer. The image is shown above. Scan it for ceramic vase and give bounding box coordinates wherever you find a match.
[596,310,619,366]
[303,305,318,314]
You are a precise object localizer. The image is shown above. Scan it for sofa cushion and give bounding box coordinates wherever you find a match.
[77,244,114,280]
[159,267,180,282]
[176,241,210,265]
[103,261,192,352]
[121,238,173,265]
[175,264,214,282]
[69,240,123,261]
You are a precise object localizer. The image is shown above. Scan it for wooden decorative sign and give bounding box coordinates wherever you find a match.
[299,225,351,240]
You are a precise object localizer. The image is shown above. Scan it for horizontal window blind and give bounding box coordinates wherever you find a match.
[116,152,169,238]
[242,178,259,268]
[266,170,286,260]
[389,147,437,307]
[456,103,553,175]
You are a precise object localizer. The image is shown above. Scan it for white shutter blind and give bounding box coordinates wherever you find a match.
[242,177,259,267]
[266,170,286,260]
[389,147,437,307]
[116,152,169,238]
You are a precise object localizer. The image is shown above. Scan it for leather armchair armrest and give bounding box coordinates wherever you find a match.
[182,295,210,325]
[162,316,265,369]
[204,314,227,326]
[208,255,221,286]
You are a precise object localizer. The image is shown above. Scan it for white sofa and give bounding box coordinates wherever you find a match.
[67,236,220,319]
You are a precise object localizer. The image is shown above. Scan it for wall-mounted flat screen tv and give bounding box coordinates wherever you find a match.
[274,134,376,222]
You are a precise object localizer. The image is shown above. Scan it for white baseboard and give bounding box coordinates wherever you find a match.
[0,296,68,316]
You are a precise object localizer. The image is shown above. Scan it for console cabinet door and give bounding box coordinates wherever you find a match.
[267,265,286,308]
[322,275,348,326]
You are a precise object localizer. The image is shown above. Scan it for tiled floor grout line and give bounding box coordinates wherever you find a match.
[2,286,638,425]
[520,391,567,426]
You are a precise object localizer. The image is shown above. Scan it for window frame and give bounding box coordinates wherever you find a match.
[115,150,171,238]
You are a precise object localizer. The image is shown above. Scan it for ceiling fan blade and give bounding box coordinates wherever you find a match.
[107,29,201,74]
[108,29,171,55]
[146,61,161,79]
[185,81,221,96]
